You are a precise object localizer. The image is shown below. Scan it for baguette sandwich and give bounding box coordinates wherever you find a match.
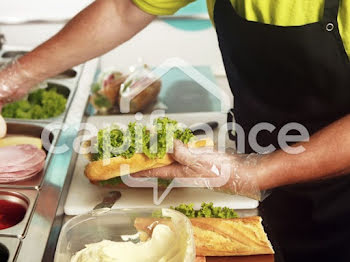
[90,71,126,114]
[84,118,213,187]
[134,203,274,257]
[90,65,162,115]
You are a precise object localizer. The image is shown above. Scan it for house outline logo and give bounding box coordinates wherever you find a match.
[119,57,231,113]
[119,57,232,205]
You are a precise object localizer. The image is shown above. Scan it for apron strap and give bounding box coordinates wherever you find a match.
[323,0,341,23]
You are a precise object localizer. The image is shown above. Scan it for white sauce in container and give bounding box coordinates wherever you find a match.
[71,224,181,262]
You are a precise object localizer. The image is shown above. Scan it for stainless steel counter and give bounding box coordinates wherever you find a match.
[17,58,99,262]
[0,43,99,261]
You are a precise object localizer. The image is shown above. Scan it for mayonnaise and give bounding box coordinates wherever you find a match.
[70,225,181,262]
[0,115,6,139]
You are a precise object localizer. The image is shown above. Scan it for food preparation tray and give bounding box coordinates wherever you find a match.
[0,122,57,190]
[0,237,21,262]
[0,45,84,124]
[0,189,38,238]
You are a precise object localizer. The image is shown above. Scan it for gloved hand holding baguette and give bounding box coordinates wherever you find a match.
[84,117,262,200]
[133,139,262,200]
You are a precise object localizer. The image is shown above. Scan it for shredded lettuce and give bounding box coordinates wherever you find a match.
[171,203,239,219]
[93,117,195,161]
[2,87,67,119]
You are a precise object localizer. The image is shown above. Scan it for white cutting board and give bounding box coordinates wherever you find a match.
[64,113,259,216]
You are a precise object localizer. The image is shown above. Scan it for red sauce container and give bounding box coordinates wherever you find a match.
[0,192,28,230]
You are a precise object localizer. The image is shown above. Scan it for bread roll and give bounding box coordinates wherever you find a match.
[85,153,174,181]
[85,138,213,182]
[134,216,274,257]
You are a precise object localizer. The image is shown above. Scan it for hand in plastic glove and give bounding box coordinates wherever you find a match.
[0,59,35,105]
[133,140,262,200]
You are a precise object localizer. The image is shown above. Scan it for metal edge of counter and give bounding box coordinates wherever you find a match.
[15,58,99,262]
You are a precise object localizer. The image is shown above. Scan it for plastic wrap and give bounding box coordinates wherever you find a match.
[90,63,162,114]
[0,59,36,106]
[119,64,161,113]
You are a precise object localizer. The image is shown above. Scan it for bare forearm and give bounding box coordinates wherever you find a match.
[0,0,154,89]
[257,114,350,190]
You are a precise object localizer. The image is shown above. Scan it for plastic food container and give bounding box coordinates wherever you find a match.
[55,208,196,262]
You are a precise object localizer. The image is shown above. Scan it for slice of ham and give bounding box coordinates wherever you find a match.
[0,160,44,178]
[1,149,46,172]
[0,161,44,183]
[0,144,46,183]
[0,169,41,183]
[0,144,42,169]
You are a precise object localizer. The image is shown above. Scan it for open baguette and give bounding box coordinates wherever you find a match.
[85,138,213,182]
[134,216,274,257]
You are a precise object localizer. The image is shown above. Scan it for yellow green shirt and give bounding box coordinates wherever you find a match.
[132,0,350,57]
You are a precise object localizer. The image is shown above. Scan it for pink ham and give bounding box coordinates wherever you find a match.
[0,161,44,178]
[0,169,42,183]
[0,145,42,168]
[1,149,46,173]
[0,162,44,183]
[0,145,46,183]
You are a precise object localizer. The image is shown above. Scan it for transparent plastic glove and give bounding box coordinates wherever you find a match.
[133,140,262,200]
[0,59,35,105]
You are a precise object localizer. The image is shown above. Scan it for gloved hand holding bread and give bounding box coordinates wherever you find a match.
[84,117,262,200]
[133,139,262,200]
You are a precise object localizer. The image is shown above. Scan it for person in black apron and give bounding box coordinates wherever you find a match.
[0,0,349,261]
[214,0,350,261]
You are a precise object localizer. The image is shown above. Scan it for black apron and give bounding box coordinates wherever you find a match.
[214,0,350,261]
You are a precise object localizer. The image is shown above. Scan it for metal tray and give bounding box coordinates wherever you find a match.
[3,81,74,124]
[0,122,57,189]
[0,237,21,262]
[0,46,84,124]
[0,189,38,238]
